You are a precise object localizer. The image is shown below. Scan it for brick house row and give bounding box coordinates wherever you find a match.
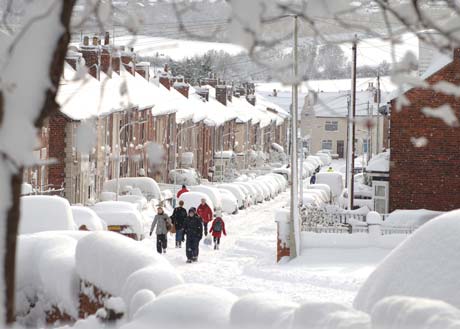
[23,33,289,205]
[388,48,460,212]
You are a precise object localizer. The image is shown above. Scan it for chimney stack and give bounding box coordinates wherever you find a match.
[216,85,227,106]
[92,36,99,46]
[83,36,89,46]
[104,31,110,45]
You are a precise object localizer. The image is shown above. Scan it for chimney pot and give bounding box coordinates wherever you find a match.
[83,36,89,46]
[92,36,99,46]
[104,31,110,45]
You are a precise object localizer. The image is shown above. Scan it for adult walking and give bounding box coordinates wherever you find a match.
[197,198,213,236]
[184,207,203,263]
[150,206,172,254]
[171,200,187,248]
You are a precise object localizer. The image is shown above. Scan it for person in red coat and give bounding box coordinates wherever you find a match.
[209,212,226,250]
[197,198,213,236]
[177,185,189,198]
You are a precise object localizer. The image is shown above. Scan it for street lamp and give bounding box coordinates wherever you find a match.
[173,125,197,205]
[115,119,147,201]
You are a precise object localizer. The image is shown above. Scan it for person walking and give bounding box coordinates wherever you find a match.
[310,172,316,184]
[177,184,189,198]
[184,207,203,263]
[209,211,226,250]
[150,206,172,254]
[197,198,213,236]
[171,200,187,248]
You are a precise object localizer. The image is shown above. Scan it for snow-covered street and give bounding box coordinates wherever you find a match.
[150,191,389,305]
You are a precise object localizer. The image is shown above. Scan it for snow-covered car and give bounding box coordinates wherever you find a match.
[91,201,144,240]
[246,181,264,203]
[270,173,288,190]
[306,156,322,171]
[339,189,373,210]
[316,172,345,201]
[303,189,329,204]
[316,152,332,166]
[118,195,149,211]
[233,183,253,207]
[255,177,276,199]
[308,183,332,201]
[19,196,76,234]
[189,185,222,211]
[103,177,161,201]
[178,191,215,214]
[252,180,271,201]
[168,168,200,186]
[71,206,107,231]
[218,184,246,209]
[237,182,260,203]
[271,166,290,182]
[217,188,238,214]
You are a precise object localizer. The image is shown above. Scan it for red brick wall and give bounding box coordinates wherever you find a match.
[389,51,460,211]
[100,46,112,76]
[48,114,70,189]
[80,46,100,79]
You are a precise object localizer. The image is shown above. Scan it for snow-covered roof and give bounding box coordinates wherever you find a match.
[312,91,384,118]
[366,150,390,173]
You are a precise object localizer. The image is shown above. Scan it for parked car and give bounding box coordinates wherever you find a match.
[71,206,107,231]
[178,191,215,214]
[218,189,239,214]
[189,185,222,211]
[91,201,144,240]
[218,184,246,209]
[19,196,76,234]
[316,152,332,166]
[103,177,161,201]
[168,168,201,186]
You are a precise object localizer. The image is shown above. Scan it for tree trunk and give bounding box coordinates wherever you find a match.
[0,0,76,323]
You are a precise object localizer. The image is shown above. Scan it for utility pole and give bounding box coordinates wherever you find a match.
[289,15,300,258]
[367,100,371,165]
[347,36,357,211]
[376,74,381,154]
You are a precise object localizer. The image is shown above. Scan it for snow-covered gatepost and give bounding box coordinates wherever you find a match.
[0,0,76,323]
[275,209,291,262]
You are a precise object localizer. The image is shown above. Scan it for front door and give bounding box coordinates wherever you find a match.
[337,140,344,158]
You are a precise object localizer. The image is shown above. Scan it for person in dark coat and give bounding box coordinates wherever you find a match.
[184,207,203,263]
[150,206,172,254]
[310,172,316,185]
[171,200,187,248]
[209,211,226,250]
[197,198,213,236]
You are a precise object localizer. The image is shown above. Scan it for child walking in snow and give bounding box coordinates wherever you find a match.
[209,211,226,250]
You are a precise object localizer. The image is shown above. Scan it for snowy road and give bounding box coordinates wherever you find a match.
[148,191,389,305]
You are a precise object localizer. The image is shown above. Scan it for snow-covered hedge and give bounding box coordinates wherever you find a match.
[75,232,175,298]
[354,209,460,313]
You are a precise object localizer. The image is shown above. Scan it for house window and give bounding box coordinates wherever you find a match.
[373,181,389,214]
[363,138,370,153]
[321,140,333,150]
[325,121,338,131]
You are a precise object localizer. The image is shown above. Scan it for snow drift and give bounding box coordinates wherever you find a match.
[354,209,460,312]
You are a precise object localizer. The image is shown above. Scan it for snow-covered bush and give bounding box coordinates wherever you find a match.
[230,293,298,329]
[121,266,184,309]
[354,209,460,312]
[75,232,176,298]
[123,284,237,329]
[19,196,76,234]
